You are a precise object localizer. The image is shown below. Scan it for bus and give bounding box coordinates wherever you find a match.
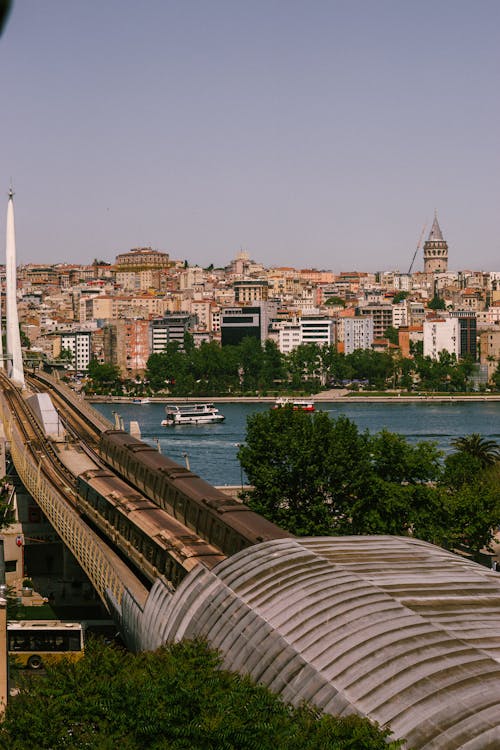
[7,620,85,669]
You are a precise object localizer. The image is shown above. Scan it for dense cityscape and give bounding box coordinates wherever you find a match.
[2,1,500,746]
[8,215,500,394]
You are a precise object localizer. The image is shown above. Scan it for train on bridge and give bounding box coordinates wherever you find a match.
[99,429,291,557]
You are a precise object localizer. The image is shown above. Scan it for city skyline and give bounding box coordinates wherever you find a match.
[2,1,500,270]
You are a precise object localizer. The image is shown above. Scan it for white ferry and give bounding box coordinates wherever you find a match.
[161,403,225,426]
[272,397,315,412]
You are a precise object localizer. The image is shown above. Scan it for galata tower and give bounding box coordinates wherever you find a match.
[423,214,448,273]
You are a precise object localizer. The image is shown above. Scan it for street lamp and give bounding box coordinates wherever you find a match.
[236,444,244,491]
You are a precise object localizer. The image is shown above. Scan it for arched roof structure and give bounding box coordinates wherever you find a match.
[154,535,500,749]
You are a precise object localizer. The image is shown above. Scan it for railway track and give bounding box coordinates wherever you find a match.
[20,373,227,586]
[1,374,77,496]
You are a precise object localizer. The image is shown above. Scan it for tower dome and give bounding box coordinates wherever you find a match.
[423,214,448,273]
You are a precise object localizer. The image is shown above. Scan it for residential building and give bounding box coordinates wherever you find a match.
[299,316,334,347]
[233,279,269,304]
[357,303,393,339]
[278,324,301,354]
[102,319,150,376]
[59,330,92,372]
[423,318,460,360]
[479,329,500,382]
[344,317,374,354]
[150,313,193,353]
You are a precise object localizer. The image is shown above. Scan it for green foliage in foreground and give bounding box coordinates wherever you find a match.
[0,639,401,750]
[238,409,500,554]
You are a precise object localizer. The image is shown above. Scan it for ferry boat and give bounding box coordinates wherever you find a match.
[161,403,225,426]
[272,397,315,412]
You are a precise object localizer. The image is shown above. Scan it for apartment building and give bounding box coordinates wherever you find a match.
[102,319,150,376]
[357,303,393,339]
[344,317,374,354]
[423,318,460,360]
[149,313,193,353]
[59,330,92,372]
[479,329,500,382]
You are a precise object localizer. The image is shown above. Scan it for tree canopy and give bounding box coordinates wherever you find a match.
[428,295,446,310]
[450,433,500,467]
[239,411,500,555]
[0,639,400,750]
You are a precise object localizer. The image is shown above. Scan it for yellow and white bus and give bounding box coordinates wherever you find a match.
[8,620,84,669]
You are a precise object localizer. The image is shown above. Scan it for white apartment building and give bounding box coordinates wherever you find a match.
[278,324,302,354]
[300,316,334,346]
[344,317,374,354]
[423,318,460,360]
[277,316,334,354]
[392,301,408,328]
[60,330,92,372]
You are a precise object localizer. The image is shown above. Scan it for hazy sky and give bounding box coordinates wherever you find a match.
[1,1,499,271]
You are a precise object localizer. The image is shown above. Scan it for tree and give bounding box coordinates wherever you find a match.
[428,295,446,311]
[58,347,74,362]
[383,326,399,346]
[239,409,500,554]
[0,639,400,750]
[392,291,409,304]
[450,434,500,467]
[324,296,345,307]
[492,363,500,391]
[86,359,122,394]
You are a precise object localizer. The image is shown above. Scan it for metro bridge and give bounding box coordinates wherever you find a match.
[2,371,500,748]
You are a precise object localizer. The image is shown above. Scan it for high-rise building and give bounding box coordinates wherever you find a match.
[423,215,448,274]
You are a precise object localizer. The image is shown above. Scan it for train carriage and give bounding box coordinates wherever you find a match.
[99,430,291,557]
[76,469,225,587]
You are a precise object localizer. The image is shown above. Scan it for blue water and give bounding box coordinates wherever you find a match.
[93,401,500,487]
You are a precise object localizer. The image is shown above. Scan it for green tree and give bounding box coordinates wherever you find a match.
[261,339,286,390]
[428,295,446,310]
[492,363,500,391]
[383,326,399,346]
[86,359,122,395]
[0,639,400,750]
[239,410,372,535]
[392,291,409,304]
[239,410,500,553]
[237,336,265,392]
[324,296,345,307]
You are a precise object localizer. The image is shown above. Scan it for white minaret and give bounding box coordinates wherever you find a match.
[0,281,3,370]
[5,188,25,387]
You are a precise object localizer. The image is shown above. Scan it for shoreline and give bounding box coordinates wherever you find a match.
[86,393,500,405]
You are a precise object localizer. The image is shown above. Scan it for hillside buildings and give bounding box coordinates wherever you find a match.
[9,225,500,386]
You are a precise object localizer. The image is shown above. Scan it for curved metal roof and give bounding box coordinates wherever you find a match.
[157,535,500,749]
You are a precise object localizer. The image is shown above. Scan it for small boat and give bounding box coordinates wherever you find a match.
[132,397,150,404]
[161,403,225,426]
[272,397,315,412]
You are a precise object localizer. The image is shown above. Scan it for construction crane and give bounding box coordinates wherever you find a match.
[408,224,427,275]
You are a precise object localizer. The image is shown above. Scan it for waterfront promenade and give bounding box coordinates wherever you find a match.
[88,390,500,404]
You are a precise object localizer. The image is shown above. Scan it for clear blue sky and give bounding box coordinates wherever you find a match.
[1,1,499,271]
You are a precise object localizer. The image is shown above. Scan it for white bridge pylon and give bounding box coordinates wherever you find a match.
[5,187,25,387]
